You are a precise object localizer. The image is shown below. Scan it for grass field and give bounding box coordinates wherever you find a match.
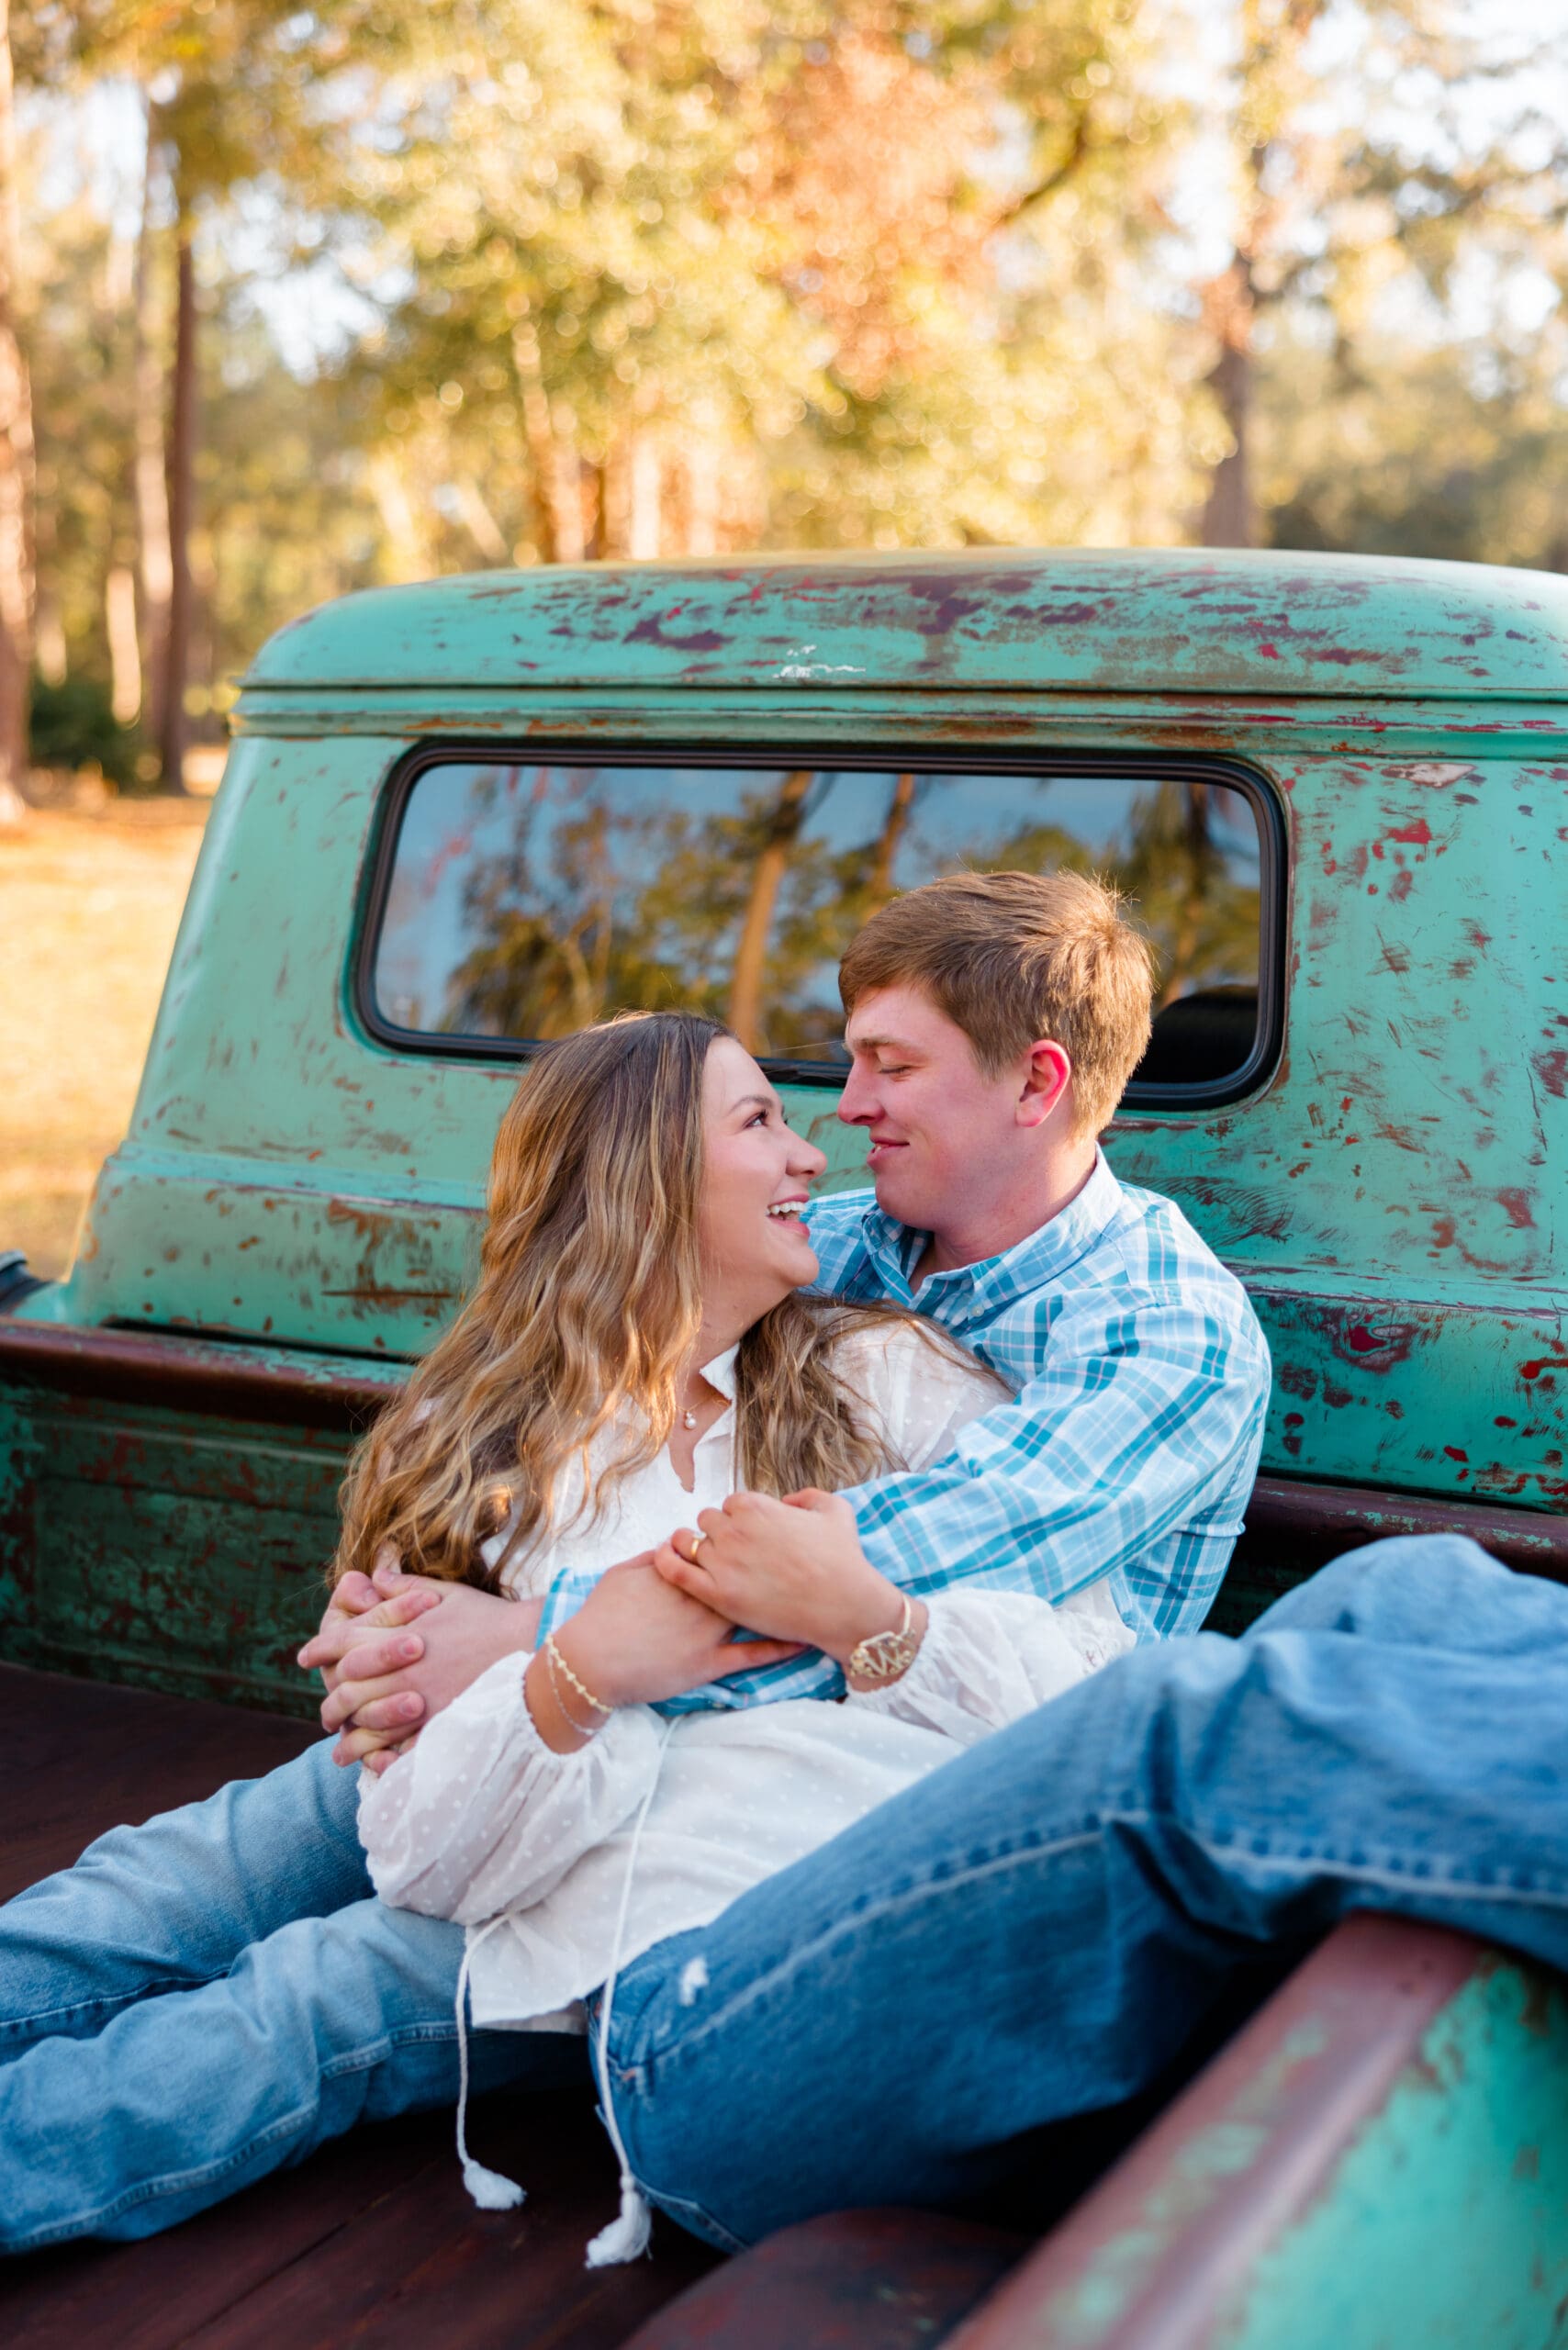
[2,800,208,1280]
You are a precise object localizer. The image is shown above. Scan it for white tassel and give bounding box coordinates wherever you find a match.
[454,1920,527,2215]
[583,1720,675,2268]
[585,2173,654,2266]
[463,2154,527,2212]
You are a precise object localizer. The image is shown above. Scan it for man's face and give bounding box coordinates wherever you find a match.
[837,984,1024,1233]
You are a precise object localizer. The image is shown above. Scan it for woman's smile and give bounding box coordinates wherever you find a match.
[699,1036,827,1315]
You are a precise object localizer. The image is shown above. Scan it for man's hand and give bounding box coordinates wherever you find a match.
[299,1558,542,1766]
[552,1551,804,1716]
[653,1488,913,1669]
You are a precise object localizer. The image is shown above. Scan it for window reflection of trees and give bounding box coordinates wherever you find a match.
[408,765,1261,1061]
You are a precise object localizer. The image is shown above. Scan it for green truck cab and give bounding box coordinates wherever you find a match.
[4,549,1567,2345]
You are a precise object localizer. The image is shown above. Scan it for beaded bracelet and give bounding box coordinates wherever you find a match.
[542,1642,600,1738]
[545,1634,613,1721]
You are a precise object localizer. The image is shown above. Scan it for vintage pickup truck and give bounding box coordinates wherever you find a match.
[4,547,1567,2349]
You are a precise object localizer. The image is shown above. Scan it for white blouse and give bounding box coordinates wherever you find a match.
[358,1322,1134,2035]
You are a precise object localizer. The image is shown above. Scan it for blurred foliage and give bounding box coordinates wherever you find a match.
[9,0,1568,728]
[1260,322,1568,568]
[28,672,146,788]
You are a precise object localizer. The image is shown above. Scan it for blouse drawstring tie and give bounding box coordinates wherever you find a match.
[454,1912,527,2210]
[583,1719,674,2266]
[453,1718,676,2263]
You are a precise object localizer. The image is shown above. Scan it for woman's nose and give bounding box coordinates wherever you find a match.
[788,1127,829,1178]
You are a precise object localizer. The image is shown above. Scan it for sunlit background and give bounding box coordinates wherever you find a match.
[4,0,1568,1270]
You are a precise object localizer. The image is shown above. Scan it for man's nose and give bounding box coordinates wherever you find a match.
[836,1064,876,1126]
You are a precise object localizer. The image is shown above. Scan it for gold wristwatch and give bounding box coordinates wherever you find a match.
[847,1595,920,1686]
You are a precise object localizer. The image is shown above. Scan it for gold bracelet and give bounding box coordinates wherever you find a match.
[847,1595,920,1686]
[542,1642,600,1738]
[545,1634,613,1718]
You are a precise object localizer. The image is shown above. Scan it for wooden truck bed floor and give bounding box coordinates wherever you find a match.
[8,1674,1567,2350]
[0,1664,728,2350]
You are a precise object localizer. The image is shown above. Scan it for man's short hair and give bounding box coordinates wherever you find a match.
[838,869,1155,1137]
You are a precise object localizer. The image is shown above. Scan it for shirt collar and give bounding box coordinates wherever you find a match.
[857,1150,1123,1317]
[696,1343,740,1403]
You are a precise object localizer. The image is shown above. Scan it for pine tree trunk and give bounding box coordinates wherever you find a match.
[866,770,917,908]
[627,433,661,559]
[728,770,813,1051]
[134,98,172,745]
[684,406,720,558]
[513,326,585,563]
[1199,256,1255,549]
[155,223,196,793]
[0,0,34,825]
[106,565,140,723]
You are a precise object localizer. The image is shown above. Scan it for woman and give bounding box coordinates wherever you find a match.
[0,1013,1129,2255]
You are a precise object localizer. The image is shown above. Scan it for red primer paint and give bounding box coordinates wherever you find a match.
[1443,1447,1469,1464]
[1385,818,1433,847]
[1532,1049,1568,1098]
[1496,1188,1535,1229]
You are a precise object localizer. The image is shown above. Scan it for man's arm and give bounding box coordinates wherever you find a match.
[841,1292,1271,1639]
[536,1286,1270,1683]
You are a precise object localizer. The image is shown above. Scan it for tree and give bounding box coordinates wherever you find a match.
[0,0,33,823]
[30,1,386,779]
[1198,0,1568,549]
[343,0,1203,566]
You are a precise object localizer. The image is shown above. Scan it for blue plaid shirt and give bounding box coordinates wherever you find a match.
[536,1154,1271,1710]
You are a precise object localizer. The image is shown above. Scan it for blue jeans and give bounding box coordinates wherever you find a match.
[603,1535,1568,2249]
[0,1733,583,2251]
[4,1536,1567,2254]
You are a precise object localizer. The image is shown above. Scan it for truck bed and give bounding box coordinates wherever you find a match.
[0,1666,729,2350]
[8,1666,1568,2348]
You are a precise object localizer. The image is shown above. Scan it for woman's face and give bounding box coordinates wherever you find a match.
[698,1036,827,1317]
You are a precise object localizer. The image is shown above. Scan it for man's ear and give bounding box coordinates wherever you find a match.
[1015,1039,1072,1130]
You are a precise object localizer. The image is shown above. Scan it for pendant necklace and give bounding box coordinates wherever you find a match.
[682,1408,699,1429]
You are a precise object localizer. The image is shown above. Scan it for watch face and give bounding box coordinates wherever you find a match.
[850,1632,915,1681]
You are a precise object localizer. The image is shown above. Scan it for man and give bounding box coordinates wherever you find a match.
[316,870,1270,1756]
[0,869,1271,2249]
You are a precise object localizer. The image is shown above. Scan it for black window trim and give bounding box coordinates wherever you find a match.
[353,740,1288,1113]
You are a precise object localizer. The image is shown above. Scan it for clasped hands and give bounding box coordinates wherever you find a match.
[298,1493,909,1772]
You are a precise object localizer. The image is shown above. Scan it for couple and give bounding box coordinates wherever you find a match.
[4,870,1566,2262]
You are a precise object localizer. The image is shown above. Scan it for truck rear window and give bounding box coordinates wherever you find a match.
[363,755,1280,1103]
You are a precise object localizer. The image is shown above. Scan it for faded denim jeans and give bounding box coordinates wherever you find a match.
[4,1536,1567,2254]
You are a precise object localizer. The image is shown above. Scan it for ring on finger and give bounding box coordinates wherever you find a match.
[687,1529,708,1558]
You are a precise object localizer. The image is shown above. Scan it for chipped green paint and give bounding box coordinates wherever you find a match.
[246,548,1568,701]
[1208,1961,1568,2350]
[969,1930,1568,2350]
[1003,2013,1335,2343]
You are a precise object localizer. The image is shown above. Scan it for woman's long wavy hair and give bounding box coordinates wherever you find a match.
[332,1010,974,1594]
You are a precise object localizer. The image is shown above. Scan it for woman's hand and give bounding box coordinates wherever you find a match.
[652,1489,921,1671]
[553,1551,804,1713]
